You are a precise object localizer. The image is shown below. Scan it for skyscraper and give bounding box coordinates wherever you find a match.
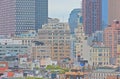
[82,0,102,35]
[0,0,48,35]
[68,8,82,34]
[102,0,108,30]
[0,0,16,36]
[16,0,48,34]
[15,0,36,34]
[108,0,120,24]
[35,0,48,31]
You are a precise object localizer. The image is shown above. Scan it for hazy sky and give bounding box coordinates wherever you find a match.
[48,0,82,22]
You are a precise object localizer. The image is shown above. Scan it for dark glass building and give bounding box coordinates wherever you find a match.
[35,0,48,31]
[82,0,102,35]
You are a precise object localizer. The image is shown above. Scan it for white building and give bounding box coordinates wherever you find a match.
[74,22,91,64]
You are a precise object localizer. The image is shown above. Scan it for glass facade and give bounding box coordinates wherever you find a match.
[16,0,35,34]
[16,0,48,34]
[102,0,108,30]
[35,0,48,31]
[68,8,82,34]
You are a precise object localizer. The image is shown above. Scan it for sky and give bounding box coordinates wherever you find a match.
[48,0,82,22]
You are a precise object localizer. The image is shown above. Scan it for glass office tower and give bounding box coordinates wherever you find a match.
[16,0,48,34]
[16,0,36,34]
[68,8,82,34]
[102,0,108,30]
[35,0,48,31]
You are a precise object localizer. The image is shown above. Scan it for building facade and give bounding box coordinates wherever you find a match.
[74,23,90,64]
[16,0,48,34]
[90,45,110,66]
[0,0,16,36]
[87,31,104,46]
[82,0,102,35]
[89,67,120,79]
[106,75,120,79]
[13,30,36,46]
[0,44,30,60]
[37,23,71,61]
[35,0,48,31]
[0,0,48,35]
[104,21,120,65]
[0,39,22,45]
[15,0,36,34]
[31,43,51,61]
[108,0,120,24]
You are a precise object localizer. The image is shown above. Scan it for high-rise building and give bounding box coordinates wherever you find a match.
[102,0,108,30]
[15,0,36,34]
[0,0,16,36]
[104,21,120,65]
[82,0,102,35]
[108,0,120,24]
[0,0,48,35]
[35,0,48,31]
[16,0,48,34]
[68,8,82,34]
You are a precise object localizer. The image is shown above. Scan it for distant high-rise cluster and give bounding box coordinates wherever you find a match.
[1,0,120,78]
